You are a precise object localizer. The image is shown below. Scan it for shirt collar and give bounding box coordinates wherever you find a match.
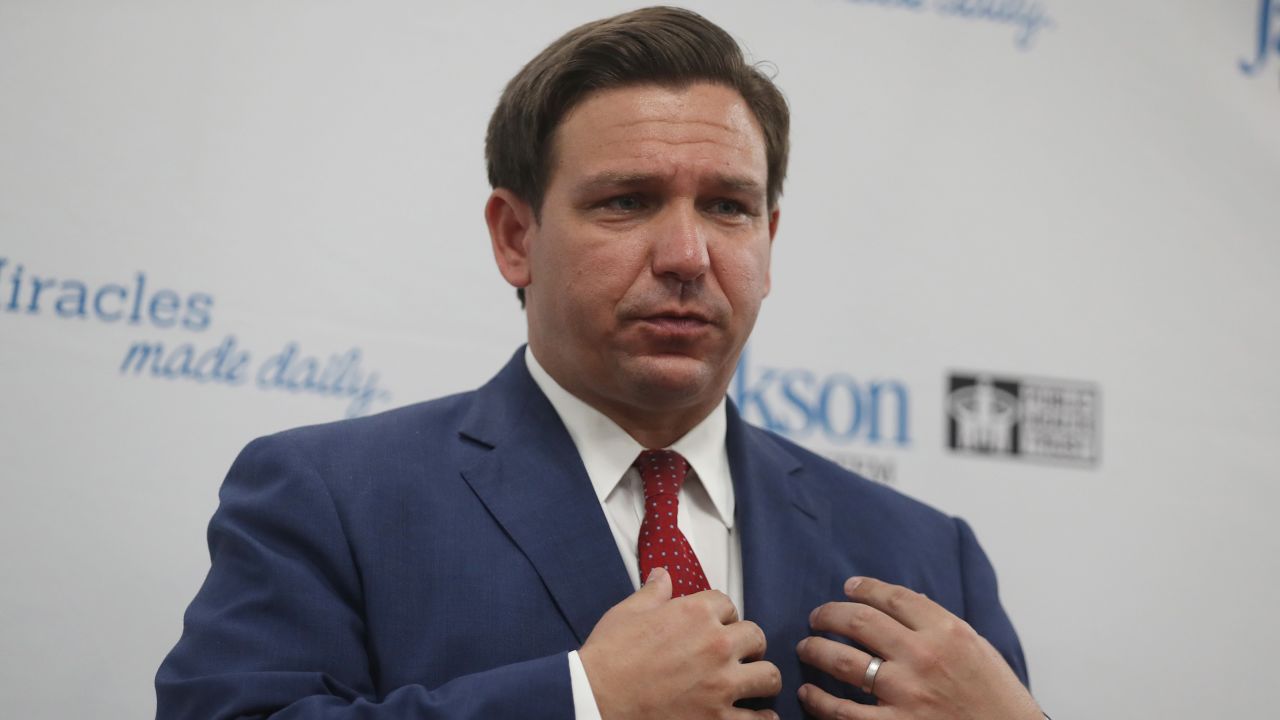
[524,346,735,529]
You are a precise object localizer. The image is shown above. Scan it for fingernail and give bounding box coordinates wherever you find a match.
[796,637,808,653]
[845,577,864,594]
[808,607,818,625]
[645,567,666,584]
[798,684,810,701]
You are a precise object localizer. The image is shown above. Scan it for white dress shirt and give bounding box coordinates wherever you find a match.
[524,348,742,720]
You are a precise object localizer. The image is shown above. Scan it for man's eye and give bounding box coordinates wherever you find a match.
[604,195,644,211]
[709,199,746,216]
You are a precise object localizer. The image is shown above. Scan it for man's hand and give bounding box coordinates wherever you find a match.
[796,577,1041,720]
[579,568,782,720]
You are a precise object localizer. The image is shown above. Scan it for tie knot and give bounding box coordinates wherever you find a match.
[634,449,690,499]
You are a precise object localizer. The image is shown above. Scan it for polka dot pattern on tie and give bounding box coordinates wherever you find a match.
[634,449,710,598]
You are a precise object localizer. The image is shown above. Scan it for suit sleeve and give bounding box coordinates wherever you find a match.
[953,516,1031,688]
[155,435,575,720]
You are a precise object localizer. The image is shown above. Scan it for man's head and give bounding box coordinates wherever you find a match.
[486,6,789,225]
[484,7,789,446]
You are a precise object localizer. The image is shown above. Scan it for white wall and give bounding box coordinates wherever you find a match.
[1,1,1277,717]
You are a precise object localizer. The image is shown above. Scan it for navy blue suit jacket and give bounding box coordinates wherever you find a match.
[156,348,1028,719]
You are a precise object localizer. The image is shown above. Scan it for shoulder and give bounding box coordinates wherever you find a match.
[233,390,479,481]
[283,390,474,446]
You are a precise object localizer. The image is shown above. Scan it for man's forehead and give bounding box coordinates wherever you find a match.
[564,84,761,141]
[551,83,768,187]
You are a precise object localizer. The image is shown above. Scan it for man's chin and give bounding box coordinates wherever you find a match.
[620,353,725,405]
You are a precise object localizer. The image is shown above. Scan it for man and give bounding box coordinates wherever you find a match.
[157,7,1044,720]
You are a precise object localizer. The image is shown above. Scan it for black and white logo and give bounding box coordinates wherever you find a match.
[946,372,1099,466]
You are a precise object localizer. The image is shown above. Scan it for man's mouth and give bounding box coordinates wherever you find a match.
[645,315,707,327]
[635,311,716,337]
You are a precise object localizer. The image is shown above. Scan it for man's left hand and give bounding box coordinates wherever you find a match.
[796,576,1042,720]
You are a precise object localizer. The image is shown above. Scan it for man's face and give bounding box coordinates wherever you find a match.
[513,82,777,431]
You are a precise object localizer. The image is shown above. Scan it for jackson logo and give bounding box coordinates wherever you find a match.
[946,371,1099,466]
[733,346,910,447]
[732,347,910,485]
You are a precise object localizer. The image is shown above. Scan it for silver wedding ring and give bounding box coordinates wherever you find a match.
[861,656,883,695]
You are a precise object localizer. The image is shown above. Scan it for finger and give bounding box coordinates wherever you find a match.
[733,659,784,700]
[686,588,739,624]
[632,567,672,608]
[724,709,781,720]
[796,636,875,688]
[798,683,886,720]
[727,620,768,661]
[844,576,947,631]
[809,601,910,660]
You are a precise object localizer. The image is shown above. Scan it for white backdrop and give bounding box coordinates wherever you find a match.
[2,1,1277,718]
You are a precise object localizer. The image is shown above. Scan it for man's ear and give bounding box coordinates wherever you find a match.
[485,189,536,291]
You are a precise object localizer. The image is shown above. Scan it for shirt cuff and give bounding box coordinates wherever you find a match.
[568,650,604,720]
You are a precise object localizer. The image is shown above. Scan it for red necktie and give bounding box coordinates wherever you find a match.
[635,449,710,598]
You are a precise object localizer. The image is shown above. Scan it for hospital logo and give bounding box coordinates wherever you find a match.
[946,371,1099,466]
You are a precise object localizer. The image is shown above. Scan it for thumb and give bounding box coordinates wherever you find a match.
[633,566,672,606]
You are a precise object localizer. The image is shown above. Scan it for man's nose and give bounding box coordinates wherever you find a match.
[650,204,710,283]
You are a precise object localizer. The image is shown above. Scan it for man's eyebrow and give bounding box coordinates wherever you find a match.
[575,172,659,192]
[574,171,765,195]
[713,174,764,194]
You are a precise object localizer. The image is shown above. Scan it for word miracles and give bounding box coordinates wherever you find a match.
[0,258,213,331]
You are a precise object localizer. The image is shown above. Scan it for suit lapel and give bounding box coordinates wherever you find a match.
[457,350,634,644]
[728,402,830,715]
[729,401,827,632]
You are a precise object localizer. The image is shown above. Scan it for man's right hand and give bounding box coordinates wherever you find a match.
[578,568,782,720]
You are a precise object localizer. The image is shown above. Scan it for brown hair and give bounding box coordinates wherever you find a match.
[485,5,790,216]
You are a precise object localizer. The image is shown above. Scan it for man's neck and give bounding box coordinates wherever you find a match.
[524,346,722,449]
[604,412,705,450]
